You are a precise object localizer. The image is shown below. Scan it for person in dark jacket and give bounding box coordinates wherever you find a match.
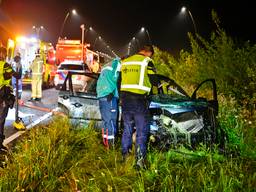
[0,47,22,151]
[120,45,157,169]
[12,52,23,100]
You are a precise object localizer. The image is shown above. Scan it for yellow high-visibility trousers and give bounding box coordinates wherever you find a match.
[31,75,42,99]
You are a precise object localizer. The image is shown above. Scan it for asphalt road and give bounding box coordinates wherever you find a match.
[4,86,59,139]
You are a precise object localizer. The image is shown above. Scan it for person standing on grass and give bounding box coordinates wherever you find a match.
[120,45,157,169]
[96,58,121,148]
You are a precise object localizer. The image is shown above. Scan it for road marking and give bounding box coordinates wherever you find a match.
[3,111,53,146]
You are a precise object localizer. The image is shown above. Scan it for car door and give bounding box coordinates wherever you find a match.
[191,79,220,144]
[58,71,101,126]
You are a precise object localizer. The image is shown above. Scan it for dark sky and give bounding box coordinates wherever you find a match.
[1,0,255,56]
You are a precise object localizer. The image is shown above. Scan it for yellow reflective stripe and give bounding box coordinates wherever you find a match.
[4,68,12,73]
[147,69,155,74]
[121,84,151,92]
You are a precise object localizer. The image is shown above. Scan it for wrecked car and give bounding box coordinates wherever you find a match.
[57,72,224,148]
[148,75,225,149]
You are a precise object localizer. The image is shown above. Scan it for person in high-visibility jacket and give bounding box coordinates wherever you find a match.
[0,47,21,151]
[96,58,121,148]
[29,53,43,101]
[120,45,157,169]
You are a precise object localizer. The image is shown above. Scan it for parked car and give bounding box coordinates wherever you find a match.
[57,72,225,149]
[54,60,89,90]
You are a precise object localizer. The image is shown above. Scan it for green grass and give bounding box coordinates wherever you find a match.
[0,113,255,192]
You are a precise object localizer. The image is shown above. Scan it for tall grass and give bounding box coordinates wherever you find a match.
[0,115,255,192]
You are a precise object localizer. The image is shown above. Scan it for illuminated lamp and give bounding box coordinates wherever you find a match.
[8,39,15,48]
[16,36,28,42]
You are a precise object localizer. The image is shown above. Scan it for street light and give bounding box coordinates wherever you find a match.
[181,6,197,34]
[59,9,77,38]
[93,36,101,49]
[127,42,132,55]
[32,25,44,38]
[141,27,152,45]
[132,37,140,50]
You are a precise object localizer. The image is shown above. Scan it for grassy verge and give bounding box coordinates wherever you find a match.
[0,113,255,191]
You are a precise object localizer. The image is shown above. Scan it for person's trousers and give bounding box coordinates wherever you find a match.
[0,100,9,138]
[31,75,42,99]
[99,96,118,138]
[121,93,150,160]
[12,77,22,99]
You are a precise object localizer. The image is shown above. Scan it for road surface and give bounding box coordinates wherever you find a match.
[4,86,59,141]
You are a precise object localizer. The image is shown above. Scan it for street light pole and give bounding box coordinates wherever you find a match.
[141,27,152,45]
[80,24,85,61]
[93,36,101,50]
[59,9,77,38]
[132,37,140,50]
[60,12,69,38]
[127,42,131,55]
[181,6,197,34]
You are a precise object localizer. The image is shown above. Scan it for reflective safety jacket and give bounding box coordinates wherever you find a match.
[30,57,43,75]
[96,58,121,98]
[0,61,12,89]
[121,54,155,95]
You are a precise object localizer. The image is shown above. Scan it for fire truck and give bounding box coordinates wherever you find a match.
[6,37,56,87]
[55,38,100,73]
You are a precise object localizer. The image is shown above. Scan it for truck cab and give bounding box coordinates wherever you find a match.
[55,38,100,73]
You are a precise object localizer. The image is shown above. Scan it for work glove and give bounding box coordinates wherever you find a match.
[107,93,114,102]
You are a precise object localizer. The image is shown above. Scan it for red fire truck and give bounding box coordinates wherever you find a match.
[55,38,100,73]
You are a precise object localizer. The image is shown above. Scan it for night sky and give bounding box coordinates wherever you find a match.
[0,0,255,56]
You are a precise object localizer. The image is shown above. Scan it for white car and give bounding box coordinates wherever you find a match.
[54,60,89,90]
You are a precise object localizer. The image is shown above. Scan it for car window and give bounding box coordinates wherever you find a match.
[69,74,97,94]
[58,64,84,71]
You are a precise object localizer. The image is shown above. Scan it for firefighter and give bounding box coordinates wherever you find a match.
[91,55,100,73]
[29,51,43,101]
[0,47,21,151]
[120,45,157,169]
[96,58,121,148]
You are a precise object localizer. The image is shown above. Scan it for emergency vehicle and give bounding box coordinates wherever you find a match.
[6,37,56,87]
[55,38,100,73]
